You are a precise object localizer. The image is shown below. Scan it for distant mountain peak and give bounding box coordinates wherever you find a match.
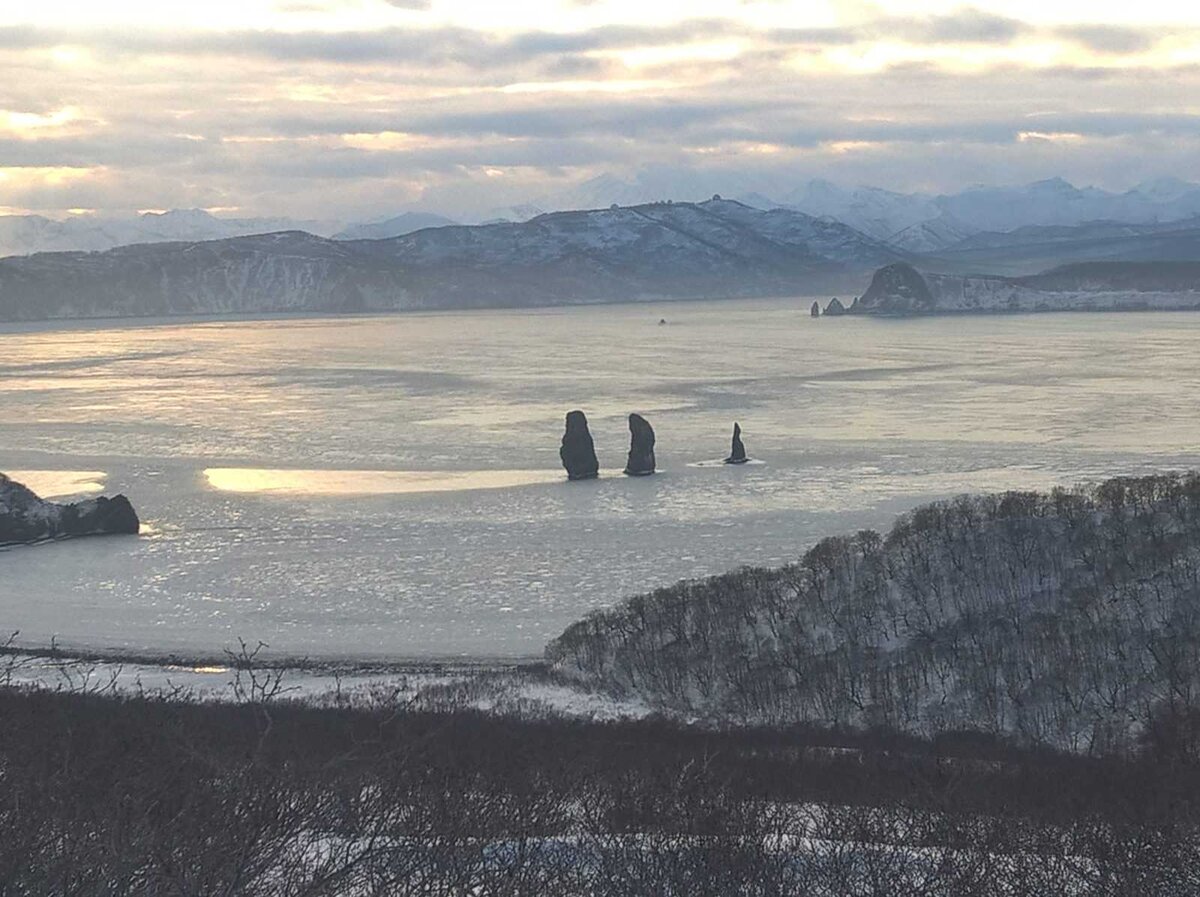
[333,211,457,241]
[141,208,218,222]
[1130,176,1197,202]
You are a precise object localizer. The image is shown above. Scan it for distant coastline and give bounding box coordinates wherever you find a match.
[849,261,1200,317]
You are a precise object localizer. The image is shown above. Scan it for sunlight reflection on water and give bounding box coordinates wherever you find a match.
[203,467,567,496]
[7,470,107,498]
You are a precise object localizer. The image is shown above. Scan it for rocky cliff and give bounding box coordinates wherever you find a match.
[854,261,1200,316]
[0,474,139,545]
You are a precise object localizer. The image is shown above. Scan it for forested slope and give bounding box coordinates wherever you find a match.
[548,473,1200,754]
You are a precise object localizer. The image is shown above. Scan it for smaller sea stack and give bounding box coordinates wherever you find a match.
[560,410,600,480]
[810,301,821,318]
[724,422,749,465]
[623,413,656,476]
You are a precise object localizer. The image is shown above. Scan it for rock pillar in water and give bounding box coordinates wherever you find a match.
[1,472,139,545]
[559,410,600,480]
[623,413,656,476]
[724,422,748,465]
[824,297,847,316]
[810,301,821,318]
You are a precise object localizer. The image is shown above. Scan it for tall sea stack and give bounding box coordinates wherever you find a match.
[560,410,600,480]
[724,422,748,465]
[810,301,821,318]
[623,414,656,476]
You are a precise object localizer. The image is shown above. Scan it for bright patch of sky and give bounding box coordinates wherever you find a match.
[7,0,1200,29]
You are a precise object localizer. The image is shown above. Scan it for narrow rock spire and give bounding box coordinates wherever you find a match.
[623,413,656,476]
[560,410,600,480]
[724,422,749,465]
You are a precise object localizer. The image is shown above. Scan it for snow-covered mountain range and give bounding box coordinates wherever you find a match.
[530,173,1200,252]
[764,177,1200,250]
[6,175,1200,262]
[0,199,906,322]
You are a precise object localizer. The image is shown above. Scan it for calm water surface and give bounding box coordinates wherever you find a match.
[2,300,1198,660]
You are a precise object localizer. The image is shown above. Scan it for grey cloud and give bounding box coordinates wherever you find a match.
[0,12,1041,71]
[209,136,639,178]
[764,27,858,46]
[766,113,1200,148]
[0,134,217,168]
[764,9,1030,48]
[0,26,45,49]
[1055,25,1166,53]
[0,20,739,67]
[5,13,1200,219]
[894,8,1029,44]
[336,98,778,140]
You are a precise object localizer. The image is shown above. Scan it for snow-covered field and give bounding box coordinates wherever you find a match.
[3,299,1200,666]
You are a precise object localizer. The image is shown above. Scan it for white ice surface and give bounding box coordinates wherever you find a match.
[3,299,1200,662]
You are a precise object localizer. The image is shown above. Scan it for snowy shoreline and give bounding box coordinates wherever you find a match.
[1,647,654,720]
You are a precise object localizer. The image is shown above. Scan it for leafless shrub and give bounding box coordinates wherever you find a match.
[225,638,296,704]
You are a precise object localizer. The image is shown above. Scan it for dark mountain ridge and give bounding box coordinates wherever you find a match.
[0,200,906,322]
[923,217,1200,276]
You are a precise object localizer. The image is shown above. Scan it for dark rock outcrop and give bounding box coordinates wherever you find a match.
[623,414,656,476]
[855,262,936,314]
[559,410,600,480]
[823,297,847,316]
[854,260,1200,317]
[0,473,140,545]
[810,301,820,317]
[724,422,748,465]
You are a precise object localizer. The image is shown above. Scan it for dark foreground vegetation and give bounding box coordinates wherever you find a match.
[550,473,1200,755]
[3,685,1200,895]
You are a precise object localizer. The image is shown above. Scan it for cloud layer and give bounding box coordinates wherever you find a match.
[1,3,1198,219]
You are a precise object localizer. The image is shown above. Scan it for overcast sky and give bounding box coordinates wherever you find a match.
[2,0,1198,219]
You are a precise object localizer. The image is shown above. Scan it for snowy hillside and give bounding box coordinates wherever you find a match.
[781,180,942,242]
[0,199,904,321]
[547,473,1200,753]
[886,214,976,253]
